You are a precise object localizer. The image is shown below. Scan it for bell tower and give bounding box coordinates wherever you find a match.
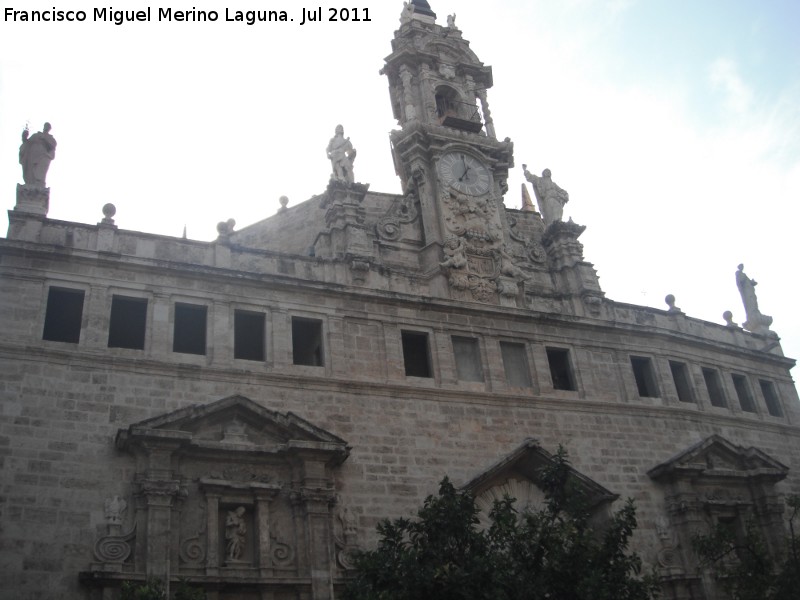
[382,1,516,303]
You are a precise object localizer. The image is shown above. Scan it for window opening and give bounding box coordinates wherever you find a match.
[669,360,694,403]
[452,336,484,382]
[401,330,432,378]
[173,303,207,355]
[702,368,727,408]
[630,356,660,398]
[546,347,576,391]
[500,342,532,388]
[759,380,783,417]
[292,317,324,366]
[234,310,265,361]
[731,374,756,413]
[108,296,147,350]
[42,287,85,344]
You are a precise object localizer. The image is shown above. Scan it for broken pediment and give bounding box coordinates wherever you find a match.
[462,439,618,513]
[116,394,350,465]
[647,434,788,484]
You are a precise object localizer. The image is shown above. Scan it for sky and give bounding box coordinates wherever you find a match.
[1,0,799,367]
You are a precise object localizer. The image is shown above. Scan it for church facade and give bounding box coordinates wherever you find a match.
[1,2,798,599]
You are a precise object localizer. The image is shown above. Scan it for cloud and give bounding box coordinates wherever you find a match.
[709,58,754,114]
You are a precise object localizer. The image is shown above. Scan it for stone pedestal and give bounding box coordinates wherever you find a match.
[15,184,49,216]
[542,219,603,302]
[320,180,375,284]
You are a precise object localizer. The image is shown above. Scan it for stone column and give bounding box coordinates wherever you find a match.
[205,493,220,576]
[139,479,182,589]
[477,90,496,138]
[399,66,417,122]
[299,488,336,600]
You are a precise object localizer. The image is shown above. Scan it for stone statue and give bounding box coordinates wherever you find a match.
[225,506,247,561]
[327,124,357,183]
[447,13,456,28]
[735,264,773,335]
[522,164,569,226]
[440,236,467,269]
[104,495,127,526]
[400,2,413,24]
[19,122,57,188]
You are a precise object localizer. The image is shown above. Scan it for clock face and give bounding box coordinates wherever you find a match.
[438,152,492,196]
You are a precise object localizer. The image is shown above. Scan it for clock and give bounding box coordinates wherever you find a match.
[437,152,492,195]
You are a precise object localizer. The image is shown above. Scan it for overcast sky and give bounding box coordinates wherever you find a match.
[1,0,799,366]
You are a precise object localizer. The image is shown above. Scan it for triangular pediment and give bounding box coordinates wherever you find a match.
[462,439,617,512]
[648,435,788,483]
[116,394,350,465]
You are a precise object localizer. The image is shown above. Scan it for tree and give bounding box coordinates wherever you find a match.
[119,578,206,600]
[343,447,659,600]
[692,495,800,600]
[120,579,166,600]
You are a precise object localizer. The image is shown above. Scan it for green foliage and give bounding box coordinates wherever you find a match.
[692,494,800,600]
[120,579,206,600]
[173,579,206,600]
[343,447,659,600]
[120,579,166,600]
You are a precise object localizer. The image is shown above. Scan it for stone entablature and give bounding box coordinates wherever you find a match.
[1,208,787,362]
[0,248,795,428]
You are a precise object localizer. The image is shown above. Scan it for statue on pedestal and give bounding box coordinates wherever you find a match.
[327,124,357,183]
[19,122,57,188]
[522,165,568,226]
[735,264,774,336]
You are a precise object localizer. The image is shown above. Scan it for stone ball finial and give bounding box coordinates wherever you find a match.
[101,203,116,225]
[723,310,739,327]
[279,196,289,212]
[665,294,682,314]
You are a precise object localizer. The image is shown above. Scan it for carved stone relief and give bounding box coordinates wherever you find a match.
[82,395,350,600]
[376,191,420,242]
[437,182,530,305]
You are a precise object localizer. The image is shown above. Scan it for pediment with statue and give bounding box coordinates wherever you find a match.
[81,395,356,599]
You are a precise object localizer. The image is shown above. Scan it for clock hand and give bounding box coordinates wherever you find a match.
[458,155,471,181]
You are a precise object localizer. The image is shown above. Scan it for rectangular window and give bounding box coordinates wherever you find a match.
[702,367,727,408]
[631,356,660,397]
[42,287,85,343]
[669,361,694,403]
[108,296,147,350]
[546,347,576,391]
[234,310,265,361]
[452,336,484,382]
[759,380,783,417]
[292,317,324,366]
[731,374,756,413]
[500,342,532,388]
[401,330,432,378]
[173,302,207,355]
